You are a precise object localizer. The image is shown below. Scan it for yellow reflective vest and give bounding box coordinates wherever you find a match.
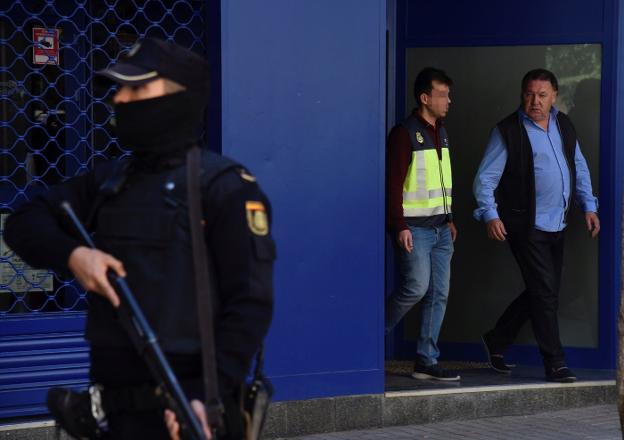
[401,115,452,218]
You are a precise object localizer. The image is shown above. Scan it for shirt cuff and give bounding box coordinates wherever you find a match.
[482,209,500,223]
[581,198,599,213]
[390,219,408,235]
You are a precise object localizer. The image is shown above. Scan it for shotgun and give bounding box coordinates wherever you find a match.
[59,201,206,440]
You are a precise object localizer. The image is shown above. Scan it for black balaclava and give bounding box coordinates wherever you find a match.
[114,89,205,168]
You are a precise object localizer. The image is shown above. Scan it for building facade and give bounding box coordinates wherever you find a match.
[1,0,622,419]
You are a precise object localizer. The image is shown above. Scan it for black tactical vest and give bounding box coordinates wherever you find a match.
[86,151,238,354]
[496,111,577,233]
[401,114,451,154]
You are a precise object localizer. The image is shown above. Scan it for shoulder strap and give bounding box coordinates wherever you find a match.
[186,146,225,433]
[400,115,420,150]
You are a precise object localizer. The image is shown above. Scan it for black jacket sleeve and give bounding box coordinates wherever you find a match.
[203,170,275,395]
[4,163,114,276]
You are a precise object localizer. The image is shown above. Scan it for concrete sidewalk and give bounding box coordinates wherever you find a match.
[284,404,621,440]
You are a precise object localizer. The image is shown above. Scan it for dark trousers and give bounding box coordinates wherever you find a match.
[106,410,170,439]
[486,228,566,369]
[105,409,245,440]
[90,349,244,440]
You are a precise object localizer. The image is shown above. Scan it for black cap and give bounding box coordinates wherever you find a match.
[97,38,209,90]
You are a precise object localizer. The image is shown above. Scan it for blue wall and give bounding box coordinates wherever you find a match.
[221,1,387,401]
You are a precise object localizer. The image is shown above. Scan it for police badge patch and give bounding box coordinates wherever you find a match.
[246,201,269,236]
[415,132,424,144]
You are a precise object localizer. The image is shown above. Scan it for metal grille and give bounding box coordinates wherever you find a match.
[0,0,208,315]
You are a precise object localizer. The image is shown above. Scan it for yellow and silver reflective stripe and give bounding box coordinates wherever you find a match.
[402,150,429,199]
[403,205,451,217]
[415,150,427,192]
[403,196,452,209]
[403,187,453,201]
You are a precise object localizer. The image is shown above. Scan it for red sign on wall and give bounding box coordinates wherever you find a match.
[32,27,60,65]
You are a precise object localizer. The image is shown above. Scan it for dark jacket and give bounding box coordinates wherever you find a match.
[5,150,275,397]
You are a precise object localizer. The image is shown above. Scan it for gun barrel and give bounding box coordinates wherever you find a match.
[61,201,207,440]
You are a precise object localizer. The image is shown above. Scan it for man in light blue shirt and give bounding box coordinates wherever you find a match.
[473,69,599,383]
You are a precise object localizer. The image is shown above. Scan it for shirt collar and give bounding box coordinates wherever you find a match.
[413,108,444,129]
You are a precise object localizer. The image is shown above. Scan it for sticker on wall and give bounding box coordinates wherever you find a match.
[0,214,53,293]
[32,27,60,65]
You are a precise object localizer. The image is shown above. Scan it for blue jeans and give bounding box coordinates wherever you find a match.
[385,224,454,366]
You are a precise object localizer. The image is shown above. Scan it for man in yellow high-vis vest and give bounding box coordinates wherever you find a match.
[386,67,458,381]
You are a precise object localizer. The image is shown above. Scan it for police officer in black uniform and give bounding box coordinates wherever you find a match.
[4,38,275,440]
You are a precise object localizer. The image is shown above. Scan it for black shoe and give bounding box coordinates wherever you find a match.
[412,364,460,381]
[546,366,577,383]
[481,334,512,374]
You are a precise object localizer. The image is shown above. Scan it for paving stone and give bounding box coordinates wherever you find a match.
[604,385,618,403]
[284,398,336,437]
[564,385,608,408]
[288,404,621,440]
[428,392,476,423]
[517,387,567,413]
[382,394,430,426]
[262,401,288,439]
[475,389,527,417]
[335,395,382,431]
[0,426,72,440]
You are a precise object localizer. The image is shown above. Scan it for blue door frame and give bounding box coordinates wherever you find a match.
[390,0,623,370]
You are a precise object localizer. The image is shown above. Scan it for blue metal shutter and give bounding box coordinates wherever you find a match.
[0,0,209,419]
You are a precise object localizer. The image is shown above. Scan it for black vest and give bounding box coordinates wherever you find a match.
[401,114,450,153]
[496,111,577,232]
[86,151,238,354]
